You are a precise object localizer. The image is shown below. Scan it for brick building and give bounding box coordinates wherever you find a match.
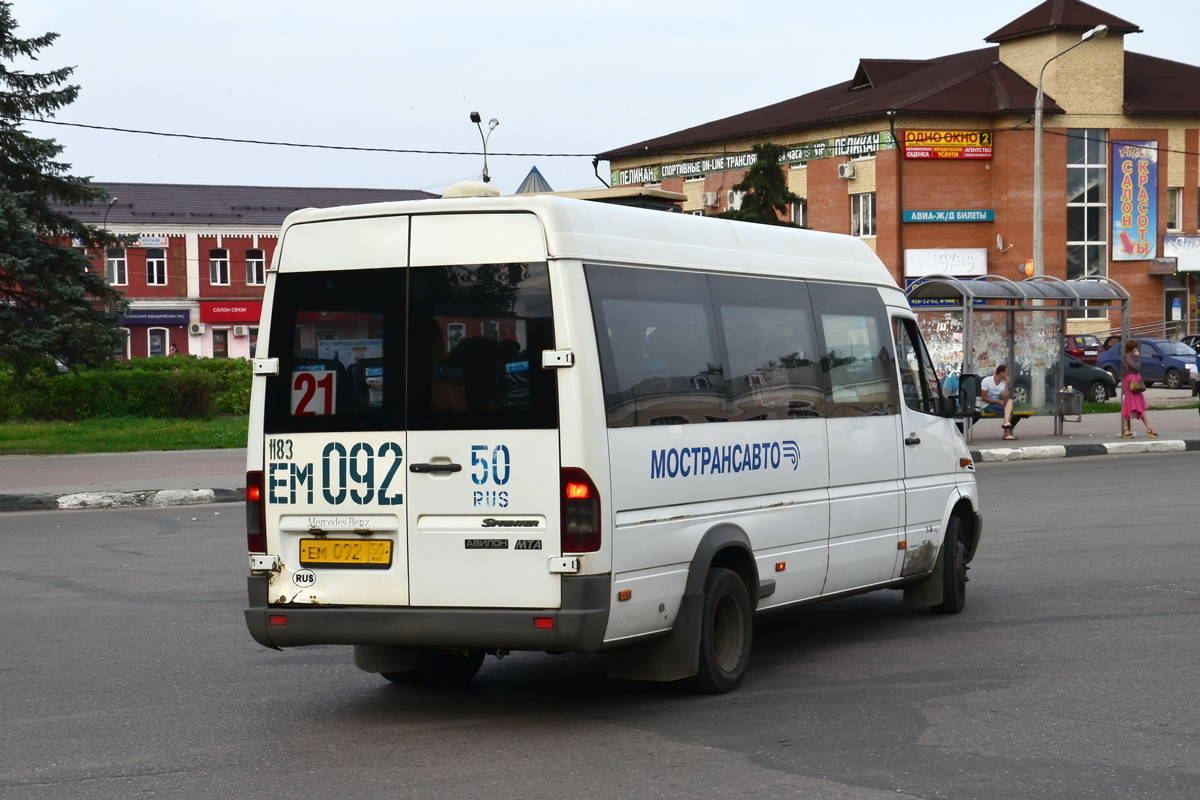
[61,183,436,358]
[598,0,1200,335]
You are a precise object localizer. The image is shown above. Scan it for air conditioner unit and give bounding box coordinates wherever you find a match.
[189,322,204,335]
[727,190,745,211]
[701,192,719,207]
[232,325,249,337]
[838,163,857,179]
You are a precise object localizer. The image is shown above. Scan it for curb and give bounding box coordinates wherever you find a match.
[0,487,243,513]
[972,438,1200,463]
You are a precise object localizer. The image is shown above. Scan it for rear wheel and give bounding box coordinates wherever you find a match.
[932,516,967,615]
[412,648,486,686]
[689,568,753,693]
[1087,381,1109,404]
[1164,369,1184,390]
[1011,383,1029,405]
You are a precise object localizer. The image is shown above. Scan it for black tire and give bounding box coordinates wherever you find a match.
[689,567,753,694]
[932,516,967,615]
[412,648,485,686]
[1164,369,1184,390]
[1087,381,1109,404]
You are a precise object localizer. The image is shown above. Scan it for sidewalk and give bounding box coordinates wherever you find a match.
[0,397,1197,512]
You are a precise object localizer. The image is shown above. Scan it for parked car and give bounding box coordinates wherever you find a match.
[1011,357,1117,405]
[1096,338,1198,390]
[1064,333,1105,365]
[1180,333,1200,351]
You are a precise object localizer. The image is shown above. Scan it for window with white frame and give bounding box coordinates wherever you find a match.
[792,199,807,228]
[114,327,131,359]
[688,209,704,216]
[106,248,127,285]
[1066,130,1107,319]
[209,248,230,286]
[1167,187,1183,232]
[851,193,875,237]
[246,248,266,285]
[145,248,167,285]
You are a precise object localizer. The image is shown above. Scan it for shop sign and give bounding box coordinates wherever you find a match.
[903,130,993,159]
[614,132,897,186]
[121,309,191,325]
[1112,140,1157,260]
[903,209,994,222]
[904,279,986,307]
[134,236,170,247]
[200,301,262,323]
[1164,235,1200,272]
[904,248,988,278]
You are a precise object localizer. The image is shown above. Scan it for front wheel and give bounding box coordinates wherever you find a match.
[1164,369,1184,390]
[932,516,967,615]
[689,568,753,693]
[1011,383,1029,405]
[1087,381,1109,404]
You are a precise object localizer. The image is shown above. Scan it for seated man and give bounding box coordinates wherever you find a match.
[980,364,1017,440]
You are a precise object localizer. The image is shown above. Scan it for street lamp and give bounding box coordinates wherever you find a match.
[101,196,119,276]
[1032,24,1107,278]
[470,111,499,183]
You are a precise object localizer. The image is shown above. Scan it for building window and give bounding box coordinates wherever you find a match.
[792,199,807,228]
[148,327,168,358]
[209,248,230,286]
[688,209,705,216]
[1066,129,1107,317]
[106,248,127,286]
[146,248,167,286]
[114,327,131,359]
[684,175,705,182]
[851,193,875,237]
[1167,187,1183,232]
[246,248,266,285]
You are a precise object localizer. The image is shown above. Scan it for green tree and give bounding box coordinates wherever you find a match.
[0,1,123,378]
[716,142,803,227]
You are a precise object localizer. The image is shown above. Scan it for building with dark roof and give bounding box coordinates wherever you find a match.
[56,183,436,358]
[598,0,1200,337]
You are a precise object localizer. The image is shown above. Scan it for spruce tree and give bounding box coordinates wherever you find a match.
[0,1,123,378]
[716,142,803,227]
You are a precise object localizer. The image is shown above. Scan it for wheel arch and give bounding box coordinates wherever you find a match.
[685,523,760,610]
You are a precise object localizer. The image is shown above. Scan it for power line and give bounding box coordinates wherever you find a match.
[22,117,599,158]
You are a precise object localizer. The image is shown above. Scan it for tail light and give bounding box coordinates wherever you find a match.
[561,467,601,553]
[246,470,266,553]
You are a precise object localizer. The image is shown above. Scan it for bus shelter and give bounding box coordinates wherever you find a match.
[905,275,1130,439]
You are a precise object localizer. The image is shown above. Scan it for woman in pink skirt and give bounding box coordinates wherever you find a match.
[1120,340,1157,438]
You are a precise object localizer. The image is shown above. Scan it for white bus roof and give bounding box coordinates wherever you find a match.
[277,194,896,288]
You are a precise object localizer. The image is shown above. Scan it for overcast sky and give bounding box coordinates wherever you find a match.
[17,0,1196,196]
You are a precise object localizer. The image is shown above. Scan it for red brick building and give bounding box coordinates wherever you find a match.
[60,183,435,358]
[599,0,1200,336]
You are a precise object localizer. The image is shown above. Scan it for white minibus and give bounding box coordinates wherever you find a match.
[244,189,982,692]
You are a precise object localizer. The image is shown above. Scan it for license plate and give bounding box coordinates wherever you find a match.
[299,538,393,568]
[1085,350,1097,355]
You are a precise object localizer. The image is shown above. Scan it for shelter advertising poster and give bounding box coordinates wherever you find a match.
[1112,141,1157,260]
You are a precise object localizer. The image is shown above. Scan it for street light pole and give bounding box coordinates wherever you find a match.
[469,111,499,183]
[1032,25,1108,278]
[101,196,118,278]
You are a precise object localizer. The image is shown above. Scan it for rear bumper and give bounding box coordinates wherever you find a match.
[244,574,611,653]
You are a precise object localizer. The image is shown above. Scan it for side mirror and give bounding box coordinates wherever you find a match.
[948,373,980,418]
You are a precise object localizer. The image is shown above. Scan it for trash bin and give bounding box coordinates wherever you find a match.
[1058,388,1083,422]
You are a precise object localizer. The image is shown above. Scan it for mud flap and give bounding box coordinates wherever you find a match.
[903,545,944,608]
[605,593,703,682]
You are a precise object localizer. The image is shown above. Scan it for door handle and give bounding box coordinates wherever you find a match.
[409,462,463,473]
[905,436,922,446]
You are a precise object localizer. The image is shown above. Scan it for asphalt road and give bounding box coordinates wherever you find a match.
[1,453,1197,799]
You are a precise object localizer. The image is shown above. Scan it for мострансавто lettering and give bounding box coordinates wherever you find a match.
[651,440,800,479]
